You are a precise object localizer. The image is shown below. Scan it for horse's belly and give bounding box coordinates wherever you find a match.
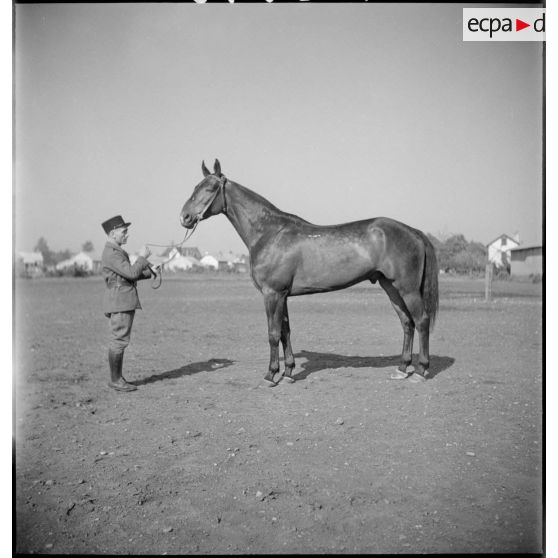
[290,245,375,294]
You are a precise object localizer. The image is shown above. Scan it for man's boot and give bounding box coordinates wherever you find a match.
[108,349,137,392]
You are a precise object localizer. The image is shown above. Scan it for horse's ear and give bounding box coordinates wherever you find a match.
[202,161,211,177]
[213,159,222,177]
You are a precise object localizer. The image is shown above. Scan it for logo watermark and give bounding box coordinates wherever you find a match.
[463,8,545,41]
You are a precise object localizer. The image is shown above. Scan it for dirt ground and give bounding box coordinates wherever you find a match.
[14,274,543,554]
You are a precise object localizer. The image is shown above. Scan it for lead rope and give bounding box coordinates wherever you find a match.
[145,177,227,289]
[146,221,200,289]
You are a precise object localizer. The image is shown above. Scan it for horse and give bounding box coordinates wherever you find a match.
[180,159,439,386]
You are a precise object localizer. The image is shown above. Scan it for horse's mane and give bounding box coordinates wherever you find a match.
[232,181,313,226]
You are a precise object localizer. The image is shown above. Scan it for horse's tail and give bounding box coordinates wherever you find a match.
[419,233,439,331]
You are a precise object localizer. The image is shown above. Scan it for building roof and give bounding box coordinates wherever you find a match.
[510,244,542,252]
[17,251,44,263]
[486,234,520,248]
[161,245,201,258]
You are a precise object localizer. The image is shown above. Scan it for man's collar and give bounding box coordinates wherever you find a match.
[106,239,125,250]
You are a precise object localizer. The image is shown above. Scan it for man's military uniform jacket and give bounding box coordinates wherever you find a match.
[102,241,152,315]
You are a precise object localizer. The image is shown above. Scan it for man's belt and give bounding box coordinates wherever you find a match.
[106,277,136,288]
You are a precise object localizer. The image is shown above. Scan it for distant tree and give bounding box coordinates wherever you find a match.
[53,249,72,265]
[34,237,55,267]
[82,241,94,253]
[444,234,469,255]
[435,233,487,274]
[468,241,488,263]
[451,249,486,275]
[438,234,467,271]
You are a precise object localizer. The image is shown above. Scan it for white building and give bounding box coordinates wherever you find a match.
[158,247,198,272]
[55,251,94,272]
[486,234,520,269]
[16,252,44,276]
[167,255,199,271]
[510,245,543,277]
[200,254,219,270]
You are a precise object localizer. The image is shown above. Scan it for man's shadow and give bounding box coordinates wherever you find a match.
[292,351,455,381]
[133,358,235,386]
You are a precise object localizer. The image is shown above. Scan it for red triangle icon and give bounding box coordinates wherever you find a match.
[516,19,530,32]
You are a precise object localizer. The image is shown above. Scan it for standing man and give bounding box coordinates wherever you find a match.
[101,215,154,392]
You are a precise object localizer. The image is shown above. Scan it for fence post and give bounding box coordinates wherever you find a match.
[485,263,493,301]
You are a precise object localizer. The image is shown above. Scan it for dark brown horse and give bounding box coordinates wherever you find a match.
[180,160,439,386]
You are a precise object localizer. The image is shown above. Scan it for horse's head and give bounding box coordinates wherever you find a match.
[180,159,227,229]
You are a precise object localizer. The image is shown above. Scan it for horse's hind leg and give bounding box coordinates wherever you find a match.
[281,299,296,382]
[378,277,414,377]
[263,289,286,386]
[401,291,431,381]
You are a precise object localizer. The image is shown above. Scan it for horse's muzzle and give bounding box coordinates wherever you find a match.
[180,213,196,229]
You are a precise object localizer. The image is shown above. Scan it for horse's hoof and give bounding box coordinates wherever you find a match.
[271,373,284,385]
[282,376,296,384]
[261,379,278,388]
[408,372,426,383]
[390,368,409,380]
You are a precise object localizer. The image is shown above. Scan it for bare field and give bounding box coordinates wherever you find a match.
[15,274,543,554]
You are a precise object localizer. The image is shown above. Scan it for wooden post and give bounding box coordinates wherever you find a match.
[485,263,493,301]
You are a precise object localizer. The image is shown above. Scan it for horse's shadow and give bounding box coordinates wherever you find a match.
[132,358,235,386]
[292,351,455,381]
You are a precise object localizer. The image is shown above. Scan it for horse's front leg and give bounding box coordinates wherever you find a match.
[263,289,286,386]
[281,298,296,382]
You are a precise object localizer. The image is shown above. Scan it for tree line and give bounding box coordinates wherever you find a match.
[427,233,488,275]
[33,237,95,267]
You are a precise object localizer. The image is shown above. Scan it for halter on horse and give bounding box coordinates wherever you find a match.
[180,159,439,386]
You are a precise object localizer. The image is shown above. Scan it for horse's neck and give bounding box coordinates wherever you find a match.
[225,181,287,251]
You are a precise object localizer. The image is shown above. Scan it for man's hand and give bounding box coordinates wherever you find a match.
[138,245,152,259]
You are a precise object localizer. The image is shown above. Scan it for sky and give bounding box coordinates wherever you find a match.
[14,3,543,257]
